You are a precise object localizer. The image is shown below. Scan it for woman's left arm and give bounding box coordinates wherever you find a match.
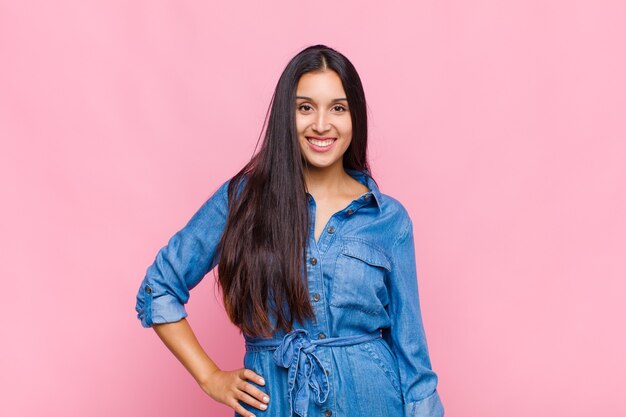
[383,216,445,417]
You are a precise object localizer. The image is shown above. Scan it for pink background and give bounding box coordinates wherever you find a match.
[1,1,625,416]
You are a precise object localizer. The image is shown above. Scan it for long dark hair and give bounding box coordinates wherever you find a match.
[215,44,373,338]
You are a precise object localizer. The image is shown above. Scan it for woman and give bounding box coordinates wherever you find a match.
[135,44,444,417]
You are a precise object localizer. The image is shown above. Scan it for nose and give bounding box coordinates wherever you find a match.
[313,111,330,134]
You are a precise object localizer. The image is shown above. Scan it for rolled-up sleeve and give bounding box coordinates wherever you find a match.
[134,178,231,328]
[383,216,445,417]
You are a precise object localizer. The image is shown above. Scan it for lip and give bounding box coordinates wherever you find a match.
[305,136,337,153]
[306,136,336,140]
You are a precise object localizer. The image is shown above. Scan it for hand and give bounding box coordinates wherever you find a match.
[200,367,270,416]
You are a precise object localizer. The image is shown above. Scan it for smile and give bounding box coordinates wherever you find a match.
[305,136,337,153]
[306,136,336,147]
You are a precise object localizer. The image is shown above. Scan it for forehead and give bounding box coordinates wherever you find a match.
[296,70,346,99]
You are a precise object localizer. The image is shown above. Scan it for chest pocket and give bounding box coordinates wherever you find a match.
[331,238,392,315]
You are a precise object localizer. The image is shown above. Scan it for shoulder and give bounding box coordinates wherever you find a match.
[210,171,249,204]
[205,176,231,205]
[378,191,412,230]
[361,169,412,230]
[193,173,241,221]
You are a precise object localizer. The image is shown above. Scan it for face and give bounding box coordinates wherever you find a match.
[295,70,352,171]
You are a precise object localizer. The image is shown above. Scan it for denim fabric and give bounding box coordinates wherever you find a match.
[245,329,383,417]
[135,168,444,417]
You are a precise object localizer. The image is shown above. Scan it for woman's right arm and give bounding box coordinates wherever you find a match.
[134,176,269,415]
[151,318,270,416]
[135,179,233,328]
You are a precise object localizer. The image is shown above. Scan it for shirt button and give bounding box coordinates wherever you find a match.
[310,257,317,265]
[318,333,326,339]
[325,369,330,375]
[347,209,353,215]
[313,293,321,302]
[327,226,334,234]
[364,194,371,200]
[325,410,333,417]
[145,285,152,294]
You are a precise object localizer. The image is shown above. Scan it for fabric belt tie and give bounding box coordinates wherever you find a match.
[245,329,382,417]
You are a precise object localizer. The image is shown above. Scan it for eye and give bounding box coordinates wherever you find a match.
[298,104,313,112]
[333,105,347,112]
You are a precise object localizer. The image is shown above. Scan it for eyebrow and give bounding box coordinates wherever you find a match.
[296,96,348,102]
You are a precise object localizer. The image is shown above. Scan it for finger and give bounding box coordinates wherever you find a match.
[237,379,270,407]
[233,400,256,417]
[240,368,266,386]
[233,388,268,414]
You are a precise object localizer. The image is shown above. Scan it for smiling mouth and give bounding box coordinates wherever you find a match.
[306,136,336,147]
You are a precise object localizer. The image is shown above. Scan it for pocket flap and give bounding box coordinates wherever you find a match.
[340,239,391,271]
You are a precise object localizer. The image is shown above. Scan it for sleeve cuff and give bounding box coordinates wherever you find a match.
[137,292,188,328]
[404,390,444,417]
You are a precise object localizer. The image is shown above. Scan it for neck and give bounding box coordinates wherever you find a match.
[303,163,351,198]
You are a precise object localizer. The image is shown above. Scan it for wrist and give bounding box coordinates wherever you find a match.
[197,363,221,388]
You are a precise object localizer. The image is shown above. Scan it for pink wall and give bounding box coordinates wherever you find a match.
[1,1,624,416]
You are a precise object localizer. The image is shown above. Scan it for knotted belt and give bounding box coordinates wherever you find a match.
[245,329,381,417]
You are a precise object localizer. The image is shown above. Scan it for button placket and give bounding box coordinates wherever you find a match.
[307,246,329,341]
[306,193,334,358]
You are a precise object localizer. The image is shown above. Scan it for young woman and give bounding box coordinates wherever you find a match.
[135,44,444,417]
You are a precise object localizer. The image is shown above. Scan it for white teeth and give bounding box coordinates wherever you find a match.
[307,138,335,147]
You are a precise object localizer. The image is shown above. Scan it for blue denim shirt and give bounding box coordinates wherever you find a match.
[135,168,444,417]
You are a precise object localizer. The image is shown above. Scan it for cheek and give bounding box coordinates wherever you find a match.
[340,119,352,137]
[295,115,307,135]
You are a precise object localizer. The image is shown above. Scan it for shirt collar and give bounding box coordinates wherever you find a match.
[344,168,383,213]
